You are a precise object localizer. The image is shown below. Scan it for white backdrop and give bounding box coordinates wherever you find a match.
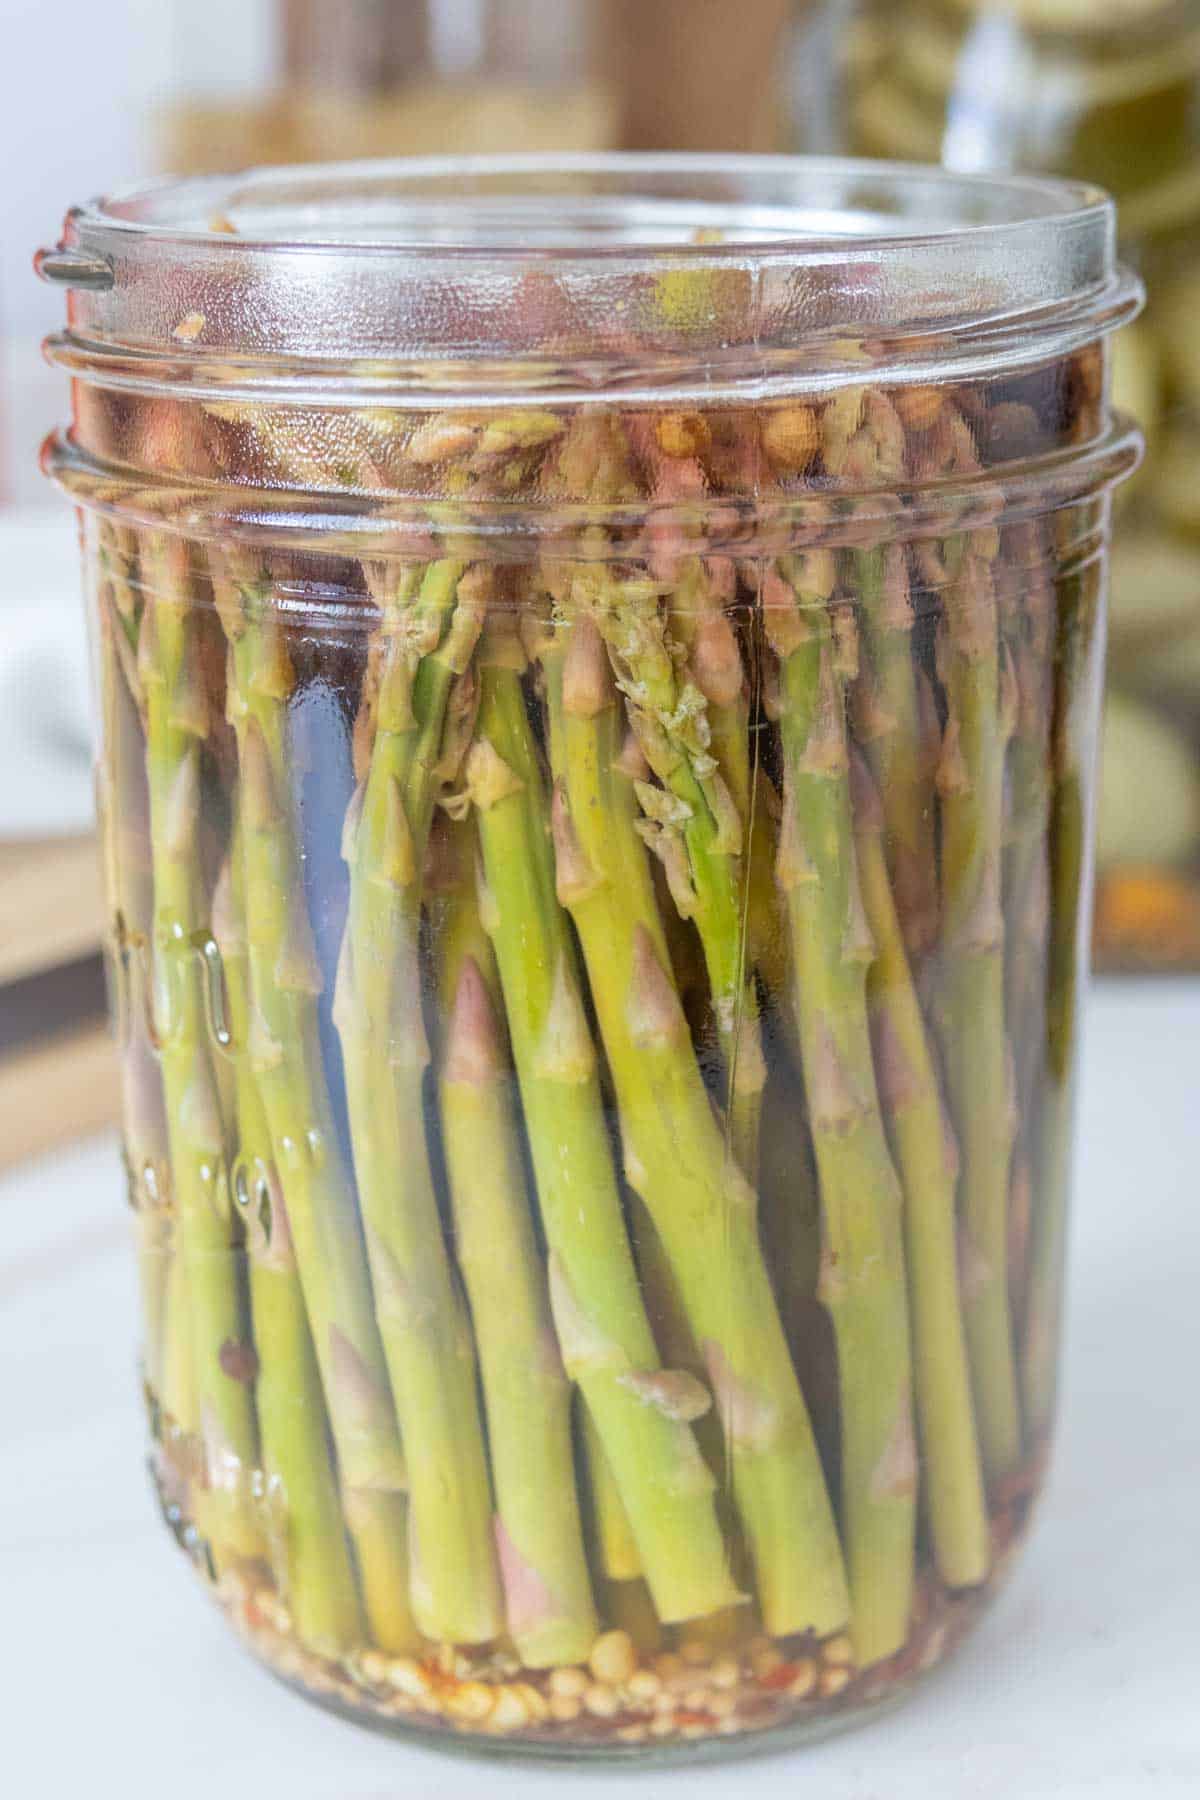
[0,0,275,499]
[1,0,274,339]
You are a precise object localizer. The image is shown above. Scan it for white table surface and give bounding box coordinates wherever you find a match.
[3,980,1198,1799]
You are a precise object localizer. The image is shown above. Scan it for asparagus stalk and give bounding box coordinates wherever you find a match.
[432,814,599,1666]
[1000,536,1055,1320]
[465,629,741,1627]
[853,543,940,960]
[670,559,753,815]
[210,550,415,1649]
[559,416,765,1175]
[851,754,991,1590]
[1023,559,1103,1444]
[1001,533,1055,1073]
[335,555,502,1646]
[666,554,775,1178]
[159,1248,200,1504]
[213,840,365,1654]
[540,609,848,1640]
[744,767,793,1021]
[766,551,916,1665]
[580,1409,644,1585]
[755,1040,840,1483]
[931,540,1023,1488]
[136,528,264,1570]
[589,560,766,1172]
[95,524,172,1394]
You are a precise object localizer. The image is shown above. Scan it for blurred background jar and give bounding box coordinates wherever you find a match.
[818,0,1200,970]
[157,0,619,169]
[155,0,802,173]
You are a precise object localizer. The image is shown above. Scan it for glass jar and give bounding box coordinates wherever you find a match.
[156,0,619,174]
[278,0,618,161]
[830,0,1200,969]
[37,156,1140,1762]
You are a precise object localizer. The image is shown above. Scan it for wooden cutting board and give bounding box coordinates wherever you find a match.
[0,1020,119,1170]
[0,834,118,1167]
[0,835,105,985]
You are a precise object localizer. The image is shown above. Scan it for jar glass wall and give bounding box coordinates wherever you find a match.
[39,156,1139,1761]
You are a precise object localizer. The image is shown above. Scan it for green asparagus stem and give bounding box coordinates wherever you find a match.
[466,628,741,1627]
[335,556,501,1646]
[853,543,940,960]
[669,557,752,818]
[1000,540,1055,1322]
[137,529,263,1570]
[556,415,765,1176]
[766,552,916,1665]
[159,1246,199,1476]
[756,1048,821,1353]
[755,1045,841,1485]
[1002,542,1055,1078]
[580,1409,644,1584]
[1023,560,1103,1444]
[213,842,365,1654]
[246,1185,370,1653]
[851,755,991,1590]
[666,554,773,1177]
[745,768,793,1021]
[931,541,1023,1488]
[96,526,172,1393]
[210,550,415,1648]
[540,609,848,1641]
[433,817,599,1666]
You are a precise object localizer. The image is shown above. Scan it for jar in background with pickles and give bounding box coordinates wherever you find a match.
[828,0,1200,969]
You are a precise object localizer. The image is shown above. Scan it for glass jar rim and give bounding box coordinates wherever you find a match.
[38,153,1141,406]
[61,152,1115,253]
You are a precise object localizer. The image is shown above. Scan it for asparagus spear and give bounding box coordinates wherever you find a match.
[580,1409,644,1585]
[1023,559,1103,1445]
[431,814,599,1666]
[95,525,172,1394]
[159,1250,199,1483]
[755,1030,841,1487]
[766,551,916,1665]
[853,542,940,961]
[851,754,991,1590]
[210,550,415,1650]
[1002,532,1055,1074]
[136,528,264,1570]
[559,416,765,1175]
[1000,536,1055,1321]
[465,627,741,1627]
[540,608,848,1641]
[930,539,1023,1488]
[589,560,766,1170]
[335,556,502,1646]
[666,555,775,1179]
[213,840,365,1654]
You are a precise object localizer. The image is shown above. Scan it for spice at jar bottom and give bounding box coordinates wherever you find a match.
[41,156,1141,1762]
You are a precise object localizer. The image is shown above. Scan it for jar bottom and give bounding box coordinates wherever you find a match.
[165,1466,1041,1765]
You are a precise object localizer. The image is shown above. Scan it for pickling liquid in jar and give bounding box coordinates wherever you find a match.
[38,156,1141,1761]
